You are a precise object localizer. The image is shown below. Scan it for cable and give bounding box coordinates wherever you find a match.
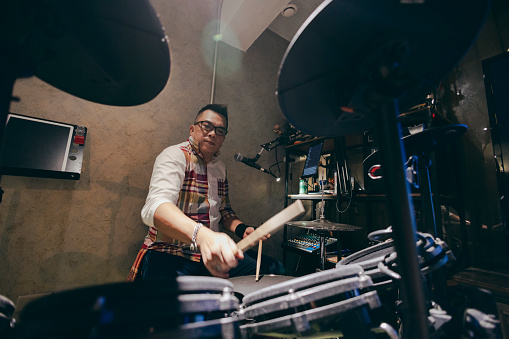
[268,147,283,177]
[336,189,353,213]
[267,145,287,180]
[275,146,282,178]
[269,161,283,172]
[268,160,284,178]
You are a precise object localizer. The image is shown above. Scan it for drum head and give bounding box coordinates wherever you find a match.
[229,275,294,301]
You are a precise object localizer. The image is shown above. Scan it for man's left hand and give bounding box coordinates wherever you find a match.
[243,226,270,242]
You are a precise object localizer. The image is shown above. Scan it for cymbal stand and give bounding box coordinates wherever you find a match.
[317,181,327,271]
[313,180,344,271]
[414,151,448,302]
[374,99,428,339]
[415,152,441,239]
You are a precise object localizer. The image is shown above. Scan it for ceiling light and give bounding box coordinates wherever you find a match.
[281,4,297,17]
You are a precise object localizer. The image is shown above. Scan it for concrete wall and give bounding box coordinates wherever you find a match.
[0,0,289,303]
[438,0,509,268]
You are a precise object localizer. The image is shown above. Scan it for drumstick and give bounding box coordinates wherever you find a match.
[255,240,262,282]
[237,200,305,252]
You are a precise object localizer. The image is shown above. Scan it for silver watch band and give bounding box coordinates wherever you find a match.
[190,222,203,251]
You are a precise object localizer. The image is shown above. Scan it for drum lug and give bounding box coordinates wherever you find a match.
[291,313,311,333]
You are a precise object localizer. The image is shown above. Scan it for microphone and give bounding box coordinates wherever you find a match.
[234,153,276,178]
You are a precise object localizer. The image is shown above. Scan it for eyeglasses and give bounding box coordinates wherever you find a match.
[194,121,228,136]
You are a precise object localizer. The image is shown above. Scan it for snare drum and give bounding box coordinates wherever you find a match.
[235,265,383,338]
[229,275,295,302]
[17,277,240,339]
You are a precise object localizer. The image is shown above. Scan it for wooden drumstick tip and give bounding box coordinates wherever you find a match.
[255,239,262,282]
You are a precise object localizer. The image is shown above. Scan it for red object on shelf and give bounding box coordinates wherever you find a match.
[74,135,85,145]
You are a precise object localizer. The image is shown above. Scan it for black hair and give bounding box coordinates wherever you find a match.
[195,104,228,129]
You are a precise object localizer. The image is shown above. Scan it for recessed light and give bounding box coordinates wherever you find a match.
[281,4,297,17]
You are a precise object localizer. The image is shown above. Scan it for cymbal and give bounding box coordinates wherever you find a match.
[286,219,363,232]
[1,0,170,106]
[403,124,468,155]
[276,0,490,137]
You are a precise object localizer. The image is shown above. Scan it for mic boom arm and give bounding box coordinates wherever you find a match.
[234,152,277,178]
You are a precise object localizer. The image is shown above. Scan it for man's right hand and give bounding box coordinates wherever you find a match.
[196,227,244,278]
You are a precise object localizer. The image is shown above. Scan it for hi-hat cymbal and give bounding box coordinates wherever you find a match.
[286,219,363,232]
[276,0,490,137]
[1,0,170,106]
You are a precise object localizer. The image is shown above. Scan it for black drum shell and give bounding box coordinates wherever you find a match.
[16,277,240,339]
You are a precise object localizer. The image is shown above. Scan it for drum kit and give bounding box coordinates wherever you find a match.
[0,0,498,338]
[1,228,490,338]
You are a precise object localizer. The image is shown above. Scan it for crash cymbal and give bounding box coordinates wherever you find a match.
[276,0,489,137]
[286,219,363,232]
[1,0,170,106]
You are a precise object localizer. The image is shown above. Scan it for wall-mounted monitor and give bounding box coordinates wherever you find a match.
[301,142,323,178]
[1,113,87,180]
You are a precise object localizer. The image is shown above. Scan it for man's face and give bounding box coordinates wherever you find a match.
[190,110,227,159]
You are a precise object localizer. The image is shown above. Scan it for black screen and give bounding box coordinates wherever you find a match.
[1,114,86,180]
[302,142,323,178]
[2,116,72,171]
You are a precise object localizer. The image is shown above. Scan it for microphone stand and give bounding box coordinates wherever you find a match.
[251,148,264,162]
[239,128,300,178]
[236,149,277,179]
[260,127,303,152]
